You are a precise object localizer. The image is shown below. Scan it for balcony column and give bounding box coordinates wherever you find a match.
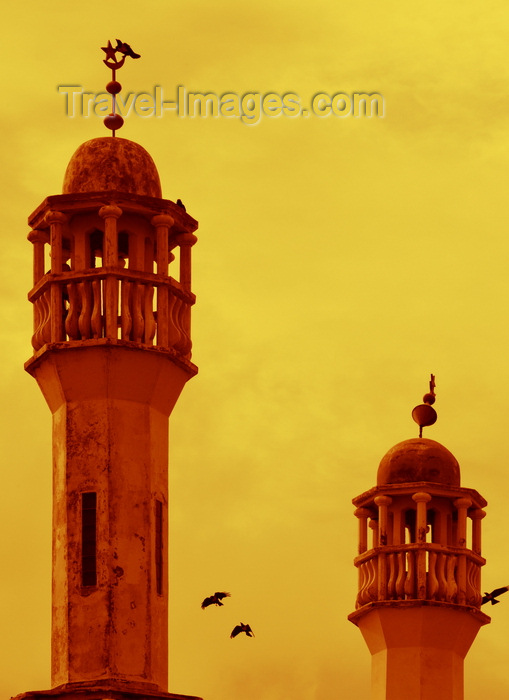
[412,492,431,599]
[454,497,472,604]
[470,508,486,556]
[173,232,197,358]
[28,229,50,351]
[375,496,392,601]
[354,508,372,555]
[152,214,174,347]
[46,211,67,342]
[375,496,392,547]
[99,204,122,339]
[366,518,379,602]
[28,229,47,285]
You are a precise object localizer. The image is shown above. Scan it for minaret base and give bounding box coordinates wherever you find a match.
[11,680,203,700]
[349,601,490,700]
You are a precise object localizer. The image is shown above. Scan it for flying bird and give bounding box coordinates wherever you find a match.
[115,40,141,59]
[230,622,254,638]
[176,198,186,211]
[201,591,231,609]
[481,585,509,605]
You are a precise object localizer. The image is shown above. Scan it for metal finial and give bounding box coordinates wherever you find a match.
[411,373,437,437]
[100,40,141,136]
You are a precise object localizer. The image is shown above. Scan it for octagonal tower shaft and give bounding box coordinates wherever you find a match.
[24,143,199,693]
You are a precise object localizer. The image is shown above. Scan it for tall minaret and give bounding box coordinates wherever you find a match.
[14,44,202,700]
[348,379,490,700]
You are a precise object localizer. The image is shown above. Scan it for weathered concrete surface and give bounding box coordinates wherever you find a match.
[63,138,162,198]
[377,438,461,487]
[11,679,203,700]
[27,344,194,689]
[350,601,490,700]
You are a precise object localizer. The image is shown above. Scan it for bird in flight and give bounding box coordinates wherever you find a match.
[201,591,231,609]
[115,40,141,59]
[230,622,254,638]
[481,585,509,605]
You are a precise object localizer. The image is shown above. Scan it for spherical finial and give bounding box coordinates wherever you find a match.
[412,374,437,437]
[104,114,124,132]
[106,80,122,95]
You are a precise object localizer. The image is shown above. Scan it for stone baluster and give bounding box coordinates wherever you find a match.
[152,214,174,347]
[412,492,431,599]
[99,204,122,339]
[454,497,472,604]
[46,211,67,342]
[375,495,392,600]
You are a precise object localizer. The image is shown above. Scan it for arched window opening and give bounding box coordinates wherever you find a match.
[118,231,129,268]
[170,244,180,282]
[427,508,436,543]
[81,492,97,588]
[155,500,163,595]
[145,236,155,274]
[62,237,72,270]
[451,508,459,546]
[404,509,416,544]
[89,230,104,269]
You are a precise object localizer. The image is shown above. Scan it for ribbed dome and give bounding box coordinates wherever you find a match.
[377,438,460,487]
[63,137,162,197]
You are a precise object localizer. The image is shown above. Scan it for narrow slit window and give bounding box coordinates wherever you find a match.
[82,492,97,587]
[155,500,163,595]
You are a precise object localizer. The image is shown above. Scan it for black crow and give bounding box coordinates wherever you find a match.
[230,622,254,638]
[201,591,231,609]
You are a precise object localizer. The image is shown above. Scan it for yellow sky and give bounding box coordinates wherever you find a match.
[1,1,509,698]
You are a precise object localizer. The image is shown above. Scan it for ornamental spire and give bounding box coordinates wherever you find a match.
[411,373,437,437]
[100,39,141,136]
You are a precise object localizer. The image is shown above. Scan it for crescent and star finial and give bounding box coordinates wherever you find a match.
[100,39,141,136]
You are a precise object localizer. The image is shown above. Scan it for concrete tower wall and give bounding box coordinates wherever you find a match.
[27,345,190,687]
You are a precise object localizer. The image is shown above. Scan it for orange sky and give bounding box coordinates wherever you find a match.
[1,2,509,699]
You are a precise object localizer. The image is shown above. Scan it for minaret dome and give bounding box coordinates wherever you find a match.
[377,437,461,487]
[63,136,162,197]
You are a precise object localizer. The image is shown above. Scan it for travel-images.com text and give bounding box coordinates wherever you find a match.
[59,85,385,126]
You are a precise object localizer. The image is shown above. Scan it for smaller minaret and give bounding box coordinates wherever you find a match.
[349,378,490,700]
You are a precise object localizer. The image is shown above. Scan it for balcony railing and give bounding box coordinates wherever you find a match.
[354,543,483,609]
[29,268,194,358]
